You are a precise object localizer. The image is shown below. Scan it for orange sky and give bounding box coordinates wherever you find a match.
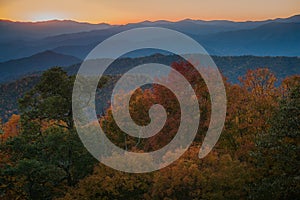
[1,0,299,24]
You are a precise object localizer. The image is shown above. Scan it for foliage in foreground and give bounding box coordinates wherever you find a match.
[0,66,299,199]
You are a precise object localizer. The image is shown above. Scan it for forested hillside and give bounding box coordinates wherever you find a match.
[1,54,299,122]
[0,64,299,199]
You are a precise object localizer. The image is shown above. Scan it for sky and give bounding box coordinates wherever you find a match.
[0,0,299,24]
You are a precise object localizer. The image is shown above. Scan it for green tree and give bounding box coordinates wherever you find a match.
[251,81,300,199]
[1,68,97,199]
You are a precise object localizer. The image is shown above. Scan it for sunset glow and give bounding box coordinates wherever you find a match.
[1,0,299,24]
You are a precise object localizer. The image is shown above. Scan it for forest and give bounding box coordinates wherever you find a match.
[0,61,299,199]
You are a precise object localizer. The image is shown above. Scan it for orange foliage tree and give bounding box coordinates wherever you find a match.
[1,114,20,142]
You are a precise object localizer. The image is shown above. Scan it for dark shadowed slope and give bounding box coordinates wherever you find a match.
[0,50,81,83]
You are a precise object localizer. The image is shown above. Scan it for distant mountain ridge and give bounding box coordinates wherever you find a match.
[196,22,300,56]
[1,14,299,41]
[64,53,300,84]
[0,14,300,62]
[0,50,81,83]
[47,21,300,59]
[0,19,114,42]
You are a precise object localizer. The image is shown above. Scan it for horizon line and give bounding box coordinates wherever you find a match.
[1,13,299,25]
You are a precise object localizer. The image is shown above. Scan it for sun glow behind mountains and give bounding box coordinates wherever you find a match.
[0,0,299,24]
[27,12,68,22]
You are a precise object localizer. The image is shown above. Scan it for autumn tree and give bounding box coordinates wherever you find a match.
[61,163,153,200]
[1,114,20,142]
[221,68,279,161]
[238,68,278,133]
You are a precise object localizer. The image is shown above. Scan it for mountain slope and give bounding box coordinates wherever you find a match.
[196,22,300,56]
[50,22,300,58]
[0,51,81,83]
[1,54,299,122]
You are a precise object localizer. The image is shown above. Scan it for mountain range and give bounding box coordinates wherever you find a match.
[0,14,300,62]
[0,15,300,84]
[0,19,113,42]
